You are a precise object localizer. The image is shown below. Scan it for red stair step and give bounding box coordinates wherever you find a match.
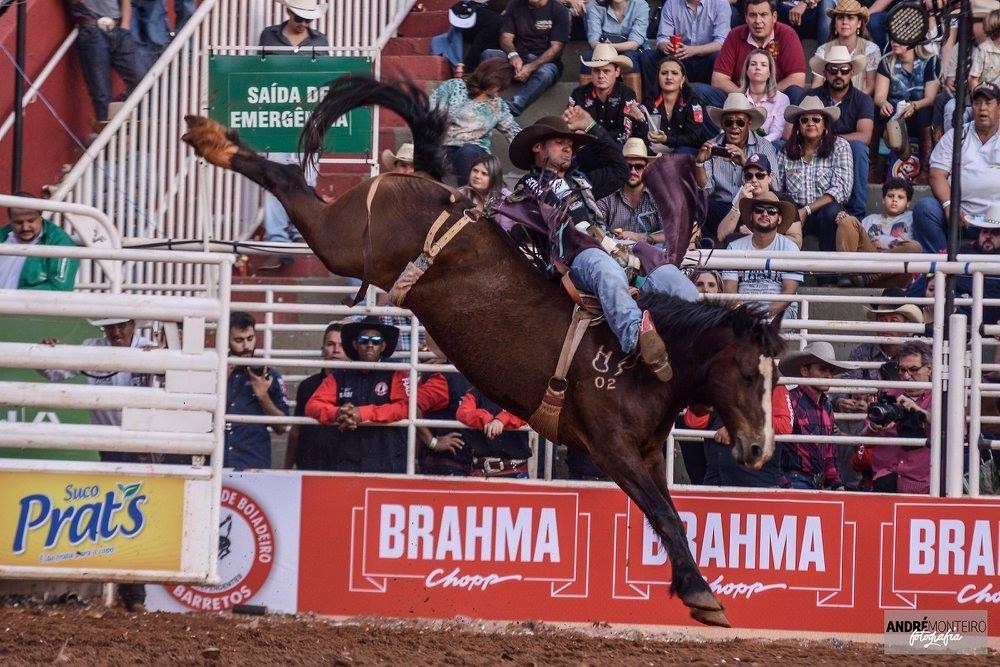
[381,55,452,82]
[397,10,449,38]
[382,36,432,56]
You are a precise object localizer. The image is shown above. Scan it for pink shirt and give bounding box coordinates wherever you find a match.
[867,390,932,494]
[744,89,789,143]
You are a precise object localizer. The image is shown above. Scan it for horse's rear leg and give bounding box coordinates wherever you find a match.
[589,440,730,628]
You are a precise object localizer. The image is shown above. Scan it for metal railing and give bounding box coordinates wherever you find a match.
[0,29,78,143]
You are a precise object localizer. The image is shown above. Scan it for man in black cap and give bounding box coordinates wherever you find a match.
[508,106,698,381]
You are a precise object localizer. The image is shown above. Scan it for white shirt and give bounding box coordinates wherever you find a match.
[721,233,802,318]
[929,121,1000,218]
[0,232,40,290]
[858,210,915,249]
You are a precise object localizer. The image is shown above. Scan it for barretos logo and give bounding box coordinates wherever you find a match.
[350,489,588,597]
[170,487,274,611]
[884,504,1000,608]
[615,498,852,606]
[12,482,147,562]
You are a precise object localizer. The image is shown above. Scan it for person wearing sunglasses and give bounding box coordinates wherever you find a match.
[807,0,878,95]
[776,96,853,252]
[259,0,328,49]
[305,316,441,474]
[801,45,874,218]
[596,138,665,245]
[694,92,782,240]
[719,190,803,318]
[715,153,803,246]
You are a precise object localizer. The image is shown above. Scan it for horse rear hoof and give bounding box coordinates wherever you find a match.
[690,607,732,628]
[682,589,724,612]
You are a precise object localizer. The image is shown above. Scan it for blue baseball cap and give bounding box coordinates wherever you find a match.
[742,153,772,173]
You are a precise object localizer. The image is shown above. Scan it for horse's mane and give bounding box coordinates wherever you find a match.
[300,75,451,180]
[639,294,786,359]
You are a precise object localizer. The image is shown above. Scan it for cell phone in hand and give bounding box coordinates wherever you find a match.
[248,365,269,380]
[710,146,730,158]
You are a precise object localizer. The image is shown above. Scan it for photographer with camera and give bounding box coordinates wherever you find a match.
[860,340,932,494]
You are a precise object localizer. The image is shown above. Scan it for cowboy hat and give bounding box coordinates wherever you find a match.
[706,93,767,131]
[87,317,134,327]
[580,43,633,73]
[280,0,326,20]
[508,116,595,170]
[809,44,867,79]
[863,287,924,324]
[738,190,798,232]
[341,315,400,361]
[778,341,856,376]
[784,95,841,124]
[883,109,911,159]
[622,137,658,162]
[971,202,1000,228]
[826,0,870,20]
[380,142,414,171]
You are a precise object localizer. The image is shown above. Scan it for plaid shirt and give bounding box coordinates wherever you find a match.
[783,386,844,488]
[778,136,853,207]
[595,188,661,236]
[702,132,782,203]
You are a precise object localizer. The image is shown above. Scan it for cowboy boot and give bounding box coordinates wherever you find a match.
[914,127,933,186]
[639,310,673,382]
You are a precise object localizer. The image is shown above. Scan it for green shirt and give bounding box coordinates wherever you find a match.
[0,219,79,291]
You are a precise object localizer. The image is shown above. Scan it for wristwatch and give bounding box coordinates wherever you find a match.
[507,51,520,60]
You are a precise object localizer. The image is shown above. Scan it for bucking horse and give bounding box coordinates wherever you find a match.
[181,75,786,628]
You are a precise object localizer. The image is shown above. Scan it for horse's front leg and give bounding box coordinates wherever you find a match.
[587,433,731,628]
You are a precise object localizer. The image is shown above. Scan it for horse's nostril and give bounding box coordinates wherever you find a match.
[750,444,763,460]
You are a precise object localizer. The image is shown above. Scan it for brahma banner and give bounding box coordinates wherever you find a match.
[151,472,999,637]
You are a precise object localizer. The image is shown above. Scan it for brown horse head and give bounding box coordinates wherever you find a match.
[641,297,786,469]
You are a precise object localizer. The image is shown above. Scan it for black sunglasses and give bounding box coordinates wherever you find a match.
[289,12,313,23]
[627,162,646,172]
[723,117,747,129]
[825,64,852,75]
[356,335,385,346]
[744,170,768,181]
[752,204,778,215]
[798,115,824,125]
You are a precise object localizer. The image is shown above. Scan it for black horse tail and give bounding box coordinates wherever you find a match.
[300,75,450,180]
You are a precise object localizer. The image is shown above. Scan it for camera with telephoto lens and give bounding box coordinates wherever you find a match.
[867,392,927,437]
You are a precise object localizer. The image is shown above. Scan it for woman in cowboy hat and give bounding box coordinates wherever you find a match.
[777,96,853,252]
[260,1,329,48]
[809,0,878,94]
[380,142,415,174]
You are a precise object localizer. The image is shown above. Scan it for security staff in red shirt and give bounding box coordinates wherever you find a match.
[456,388,531,477]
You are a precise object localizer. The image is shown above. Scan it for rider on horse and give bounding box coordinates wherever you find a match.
[506,106,698,381]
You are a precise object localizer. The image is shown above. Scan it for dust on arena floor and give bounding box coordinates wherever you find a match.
[1,599,996,666]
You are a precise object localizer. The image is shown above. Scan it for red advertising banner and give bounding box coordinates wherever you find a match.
[298,476,999,636]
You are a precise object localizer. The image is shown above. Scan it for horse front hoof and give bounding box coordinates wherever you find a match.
[690,607,732,628]
[681,588,725,611]
[182,115,237,168]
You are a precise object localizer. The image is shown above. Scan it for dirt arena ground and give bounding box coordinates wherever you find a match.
[0,601,995,665]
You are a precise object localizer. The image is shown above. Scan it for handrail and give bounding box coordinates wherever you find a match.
[0,29,78,142]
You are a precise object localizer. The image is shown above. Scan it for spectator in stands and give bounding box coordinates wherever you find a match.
[257,5,329,269]
[805,45,874,218]
[720,190,802,317]
[583,0,649,97]
[778,96,853,252]
[66,0,146,125]
[874,40,940,185]
[0,196,78,291]
[381,143,415,175]
[458,154,506,210]
[481,0,571,117]
[431,1,507,78]
[780,0,836,46]
[690,268,724,293]
[571,44,647,148]
[40,315,158,613]
[641,0,731,92]
[716,154,803,246]
[305,317,438,473]
[809,0,879,96]
[643,55,709,155]
[457,388,532,478]
[284,320,347,470]
[130,0,170,69]
[597,138,666,245]
[739,48,789,144]
[913,82,1000,253]
[695,0,807,110]
[970,10,1000,92]
[834,178,922,287]
[429,57,520,186]
[418,339,471,476]
[224,311,289,469]
[694,93,782,239]
[863,341,933,494]
[778,342,851,490]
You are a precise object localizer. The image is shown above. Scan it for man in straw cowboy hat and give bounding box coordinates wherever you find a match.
[508,106,698,380]
[720,190,803,318]
[381,142,415,174]
[596,138,665,245]
[257,1,330,269]
[805,43,874,218]
[570,43,647,148]
[777,342,853,490]
[694,92,782,239]
[479,0,571,116]
[808,0,878,91]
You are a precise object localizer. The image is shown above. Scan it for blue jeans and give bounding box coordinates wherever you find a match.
[868,12,889,51]
[174,0,196,30]
[481,49,559,116]
[445,143,488,186]
[804,202,845,252]
[131,0,170,70]
[263,153,319,242]
[569,247,698,353]
[847,139,869,218]
[913,197,947,252]
[431,28,463,66]
[779,0,835,44]
[76,26,146,121]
